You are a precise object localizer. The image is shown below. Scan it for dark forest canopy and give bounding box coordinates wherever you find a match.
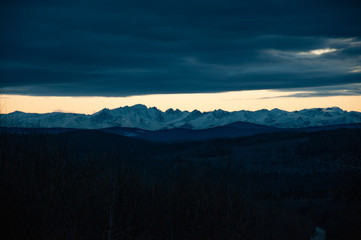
[1,128,361,239]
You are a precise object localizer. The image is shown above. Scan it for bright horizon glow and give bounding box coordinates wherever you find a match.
[1,89,361,114]
[298,48,338,56]
[350,66,361,73]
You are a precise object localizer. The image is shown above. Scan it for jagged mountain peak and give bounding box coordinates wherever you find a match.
[165,108,184,115]
[2,106,360,130]
[93,108,110,115]
[270,108,285,112]
[118,104,148,111]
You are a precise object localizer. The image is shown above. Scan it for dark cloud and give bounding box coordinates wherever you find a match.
[273,83,361,98]
[0,0,361,96]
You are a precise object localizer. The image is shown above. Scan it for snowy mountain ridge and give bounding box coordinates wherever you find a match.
[2,105,361,130]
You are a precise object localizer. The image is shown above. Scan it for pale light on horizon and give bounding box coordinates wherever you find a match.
[350,66,361,73]
[298,48,338,56]
[1,89,361,114]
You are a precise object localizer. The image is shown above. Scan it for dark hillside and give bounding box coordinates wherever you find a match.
[1,129,360,239]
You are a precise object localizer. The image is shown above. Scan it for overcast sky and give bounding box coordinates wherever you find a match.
[1,0,361,98]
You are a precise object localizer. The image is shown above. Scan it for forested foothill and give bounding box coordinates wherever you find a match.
[1,128,360,239]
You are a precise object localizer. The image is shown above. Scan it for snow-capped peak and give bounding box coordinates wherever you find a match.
[1,105,360,130]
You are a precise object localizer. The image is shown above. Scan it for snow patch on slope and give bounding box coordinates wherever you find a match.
[2,105,360,130]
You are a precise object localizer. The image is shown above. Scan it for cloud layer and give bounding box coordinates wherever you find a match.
[1,0,361,96]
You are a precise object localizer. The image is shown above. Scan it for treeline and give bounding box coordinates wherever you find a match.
[1,129,360,239]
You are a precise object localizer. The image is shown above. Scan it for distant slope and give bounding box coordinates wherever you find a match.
[102,122,361,142]
[3,122,359,143]
[128,121,280,142]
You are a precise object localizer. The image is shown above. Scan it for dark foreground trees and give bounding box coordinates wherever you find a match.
[1,130,360,239]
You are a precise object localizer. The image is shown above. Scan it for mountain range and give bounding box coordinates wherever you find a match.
[2,105,361,131]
